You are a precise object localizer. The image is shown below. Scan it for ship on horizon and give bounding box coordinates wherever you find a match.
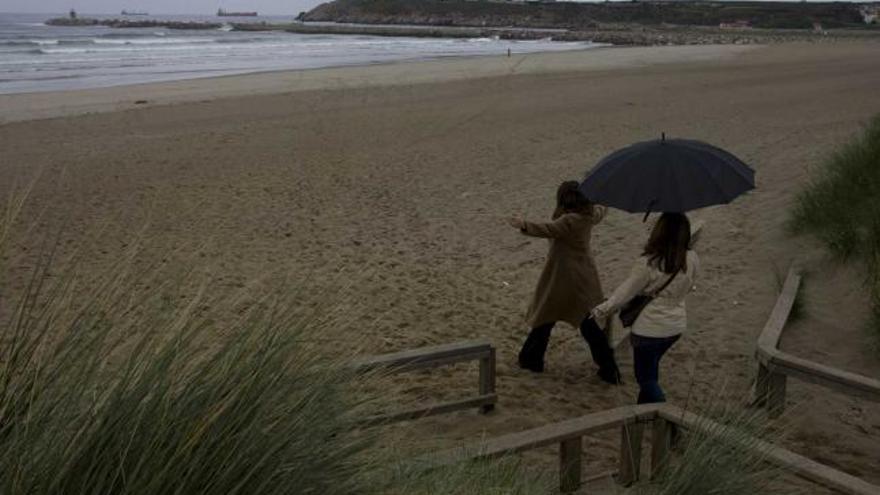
[121,10,149,16]
[217,8,258,17]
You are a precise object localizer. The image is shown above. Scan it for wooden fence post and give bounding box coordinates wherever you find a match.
[559,437,582,493]
[767,371,787,418]
[479,347,496,413]
[754,363,770,407]
[618,420,643,486]
[650,418,672,479]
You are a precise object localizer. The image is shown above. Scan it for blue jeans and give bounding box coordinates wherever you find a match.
[631,333,680,404]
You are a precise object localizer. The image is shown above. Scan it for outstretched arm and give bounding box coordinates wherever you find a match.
[508,215,572,239]
[592,260,651,319]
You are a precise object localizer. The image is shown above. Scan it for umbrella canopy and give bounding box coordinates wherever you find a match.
[579,136,755,213]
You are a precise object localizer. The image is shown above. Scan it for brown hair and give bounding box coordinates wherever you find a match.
[556,181,593,215]
[643,212,691,274]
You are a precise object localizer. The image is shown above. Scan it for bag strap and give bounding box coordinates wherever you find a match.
[651,269,680,297]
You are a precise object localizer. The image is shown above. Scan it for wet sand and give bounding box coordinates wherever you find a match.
[1,42,878,486]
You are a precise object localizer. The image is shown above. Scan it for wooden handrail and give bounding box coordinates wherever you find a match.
[351,340,494,372]
[754,268,880,417]
[352,340,497,424]
[424,403,880,495]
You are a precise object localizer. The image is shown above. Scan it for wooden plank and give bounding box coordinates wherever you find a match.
[756,269,802,353]
[767,371,787,419]
[426,404,662,467]
[386,351,490,373]
[650,418,673,479]
[752,362,771,407]
[559,437,583,493]
[479,348,496,414]
[753,266,880,408]
[618,420,644,486]
[768,352,880,403]
[350,340,492,372]
[360,394,497,427]
[658,405,880,495]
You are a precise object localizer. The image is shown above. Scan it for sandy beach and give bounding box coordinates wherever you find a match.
[1,41,879,487]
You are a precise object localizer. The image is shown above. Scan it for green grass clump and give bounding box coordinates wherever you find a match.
[0,253,376,494]
[788,114,880,339]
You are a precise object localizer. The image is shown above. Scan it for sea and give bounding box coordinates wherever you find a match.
[0,13,601,95]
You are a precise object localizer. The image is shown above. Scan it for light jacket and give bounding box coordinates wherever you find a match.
[594,250,699,338]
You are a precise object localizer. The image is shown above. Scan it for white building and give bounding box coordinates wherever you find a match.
[861,6,879,24]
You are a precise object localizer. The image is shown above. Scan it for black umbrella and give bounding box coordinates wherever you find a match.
[579,135,755,215]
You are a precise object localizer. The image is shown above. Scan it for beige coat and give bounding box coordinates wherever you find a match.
[522,209,605,328]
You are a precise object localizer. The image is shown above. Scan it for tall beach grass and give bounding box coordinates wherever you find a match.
[640,403,799,495]
[788,114,880,340]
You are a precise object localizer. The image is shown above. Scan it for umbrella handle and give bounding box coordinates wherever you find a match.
[643,199,658,223]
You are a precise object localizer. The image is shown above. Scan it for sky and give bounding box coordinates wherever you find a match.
[0,0,325,15]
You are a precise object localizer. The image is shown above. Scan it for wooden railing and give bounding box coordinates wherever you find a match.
[425,403,880,495]
[351,340,496,425]
[754,268,880,418]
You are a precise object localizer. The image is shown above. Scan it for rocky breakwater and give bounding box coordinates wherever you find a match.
[273,22,566,40]
[46,17,223,30]
[230,21,880,46]
[570,25,880,46]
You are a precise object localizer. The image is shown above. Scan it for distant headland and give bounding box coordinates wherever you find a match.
[44,1,880,46]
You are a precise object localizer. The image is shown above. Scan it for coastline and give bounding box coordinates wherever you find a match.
[0,43,755,124]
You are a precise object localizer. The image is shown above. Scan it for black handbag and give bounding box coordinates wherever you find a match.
[619,270,679,328]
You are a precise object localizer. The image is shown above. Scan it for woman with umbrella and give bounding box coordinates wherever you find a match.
[581,135,754,404]
[508,180,621,384]
[591,213,698,404]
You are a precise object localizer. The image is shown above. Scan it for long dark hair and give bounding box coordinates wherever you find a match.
[556,181,593,215]
[643,213,691,274]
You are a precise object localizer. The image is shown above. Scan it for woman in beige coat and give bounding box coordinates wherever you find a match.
[509,181,621,383]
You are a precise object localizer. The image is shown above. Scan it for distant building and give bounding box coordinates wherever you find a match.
[861,6,878,24]
[69,8,77,19]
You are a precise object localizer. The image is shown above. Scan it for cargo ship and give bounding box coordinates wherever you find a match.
[121,10,149,15]
[217,8,258,17]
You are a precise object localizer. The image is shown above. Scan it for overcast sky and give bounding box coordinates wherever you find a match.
[0,0,325,15]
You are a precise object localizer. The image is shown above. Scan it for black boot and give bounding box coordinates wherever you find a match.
[597,366,623,385]
[518,324,553,373]
[580,317,622,385]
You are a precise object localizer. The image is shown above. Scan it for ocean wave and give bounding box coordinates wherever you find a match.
[36,42,237,55]
[465,36,500,42]
[93,37,215,45]
[57,39,96,46]
[0,39,59,46]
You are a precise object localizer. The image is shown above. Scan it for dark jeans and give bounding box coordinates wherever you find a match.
[519,317,619,377]
[631,333,680,404]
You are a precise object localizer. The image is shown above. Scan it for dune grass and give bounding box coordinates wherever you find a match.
[788,114,880,340]
[639,404,798,495]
